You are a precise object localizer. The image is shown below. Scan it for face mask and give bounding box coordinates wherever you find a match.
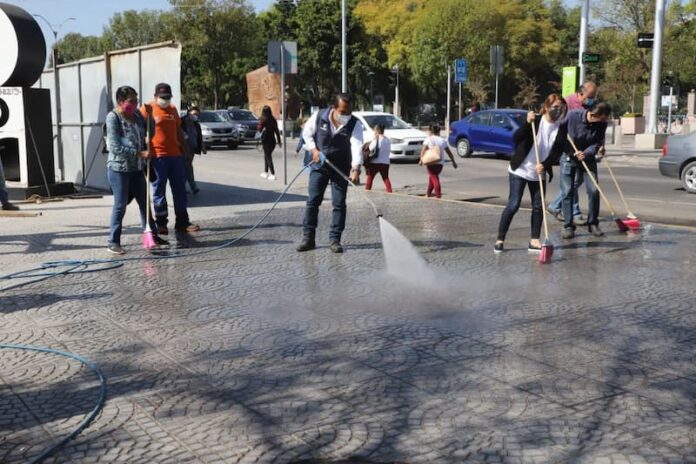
[337,114,351,126]
[583,97,596,108]
[120,102,136,114]
[189,115,198,122]
[548,107,562,121]
[157,98,171,108]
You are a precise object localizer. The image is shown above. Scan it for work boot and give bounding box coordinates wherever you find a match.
[296,238,316,252]
[154,236,170,246]
[1,202,19,211]
[588,224,605,237]
[157,225,169,235]
[176,223,200,233]
[329,240,343,254]
[575,214,588,226]
[562,228,575,240]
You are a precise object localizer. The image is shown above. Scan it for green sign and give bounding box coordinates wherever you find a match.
[562,66,578,97]
[582,53,601,64]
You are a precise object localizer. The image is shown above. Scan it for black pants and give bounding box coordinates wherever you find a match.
[497,172,544,241]
[263,142,276,175]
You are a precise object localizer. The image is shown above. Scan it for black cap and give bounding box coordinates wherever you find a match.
[155,83,172,98]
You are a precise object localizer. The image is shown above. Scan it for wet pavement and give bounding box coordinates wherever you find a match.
[1,191,696,463]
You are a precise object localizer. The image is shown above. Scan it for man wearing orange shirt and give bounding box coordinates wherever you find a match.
[141,83,200,235]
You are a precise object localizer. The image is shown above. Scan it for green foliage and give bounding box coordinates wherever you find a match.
[54,33,107,65]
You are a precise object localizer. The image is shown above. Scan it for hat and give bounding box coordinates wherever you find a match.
[155,83,172,98]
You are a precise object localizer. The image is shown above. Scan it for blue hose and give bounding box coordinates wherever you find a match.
[0,343,107,464]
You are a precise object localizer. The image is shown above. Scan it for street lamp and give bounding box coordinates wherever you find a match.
[367,71,375,110]
[391,65,400,116]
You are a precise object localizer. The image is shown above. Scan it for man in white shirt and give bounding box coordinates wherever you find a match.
[297,93,364,253]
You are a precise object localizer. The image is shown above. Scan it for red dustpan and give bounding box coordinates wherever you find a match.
[532,121,553,264]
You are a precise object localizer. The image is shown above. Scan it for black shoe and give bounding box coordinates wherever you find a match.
[562,228,575,240]
[107,243,125,255]
[493,242,504,254]
[157,225,169,235]
[329,240,343,253]
[154,236,170,246]
[588,224,604,237]
[528,242,542,253]
[1,203,19,211]
[296,239,316,252]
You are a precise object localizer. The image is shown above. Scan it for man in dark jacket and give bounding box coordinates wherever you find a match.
[181,106,205,194]
[561,102,610,239]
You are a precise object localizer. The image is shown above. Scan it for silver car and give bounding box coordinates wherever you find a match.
[659,131,696,193]
[227,108,259,143]
[199,110,239,150]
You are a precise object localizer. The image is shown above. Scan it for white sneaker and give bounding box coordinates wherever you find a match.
[260,172,268,178]
[268,174,276,180]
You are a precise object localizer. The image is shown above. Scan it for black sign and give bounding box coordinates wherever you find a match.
[637,33,654,48]
[582,53,601,64]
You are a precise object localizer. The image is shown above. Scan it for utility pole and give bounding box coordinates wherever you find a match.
[393,64,400,116]
[458,82,462,121]
[446,64,451,135]
[647,0,666,134]
[341,0,347,92]
[578,0,589,84]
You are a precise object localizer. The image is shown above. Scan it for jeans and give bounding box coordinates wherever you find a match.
[549,172,583,218]
[497,172,544,241]
[263,142,276,175]
[107,168,156,245]
[560,156,599,229]
[0,158,9,205]
[302,166,349,242]
[151,156,190,229]
[426,164,444,198]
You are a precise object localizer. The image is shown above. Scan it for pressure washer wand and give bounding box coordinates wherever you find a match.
[318,153,383,218]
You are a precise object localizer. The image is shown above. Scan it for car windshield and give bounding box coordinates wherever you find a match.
[229,110,257,121]
[362,114,411,130]
[199,111,228,123]
[508,112,527,127]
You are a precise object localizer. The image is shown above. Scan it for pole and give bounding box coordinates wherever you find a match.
[52,41,65,180]
[341,0,347,93]
[458,82,462,121]
[446,65,451,135]
[667,85,673,134]
[647,0,666,134]
[394,65,400,117]
[578,0,589,84]
[495,70,499,109]
[281,45,287,185]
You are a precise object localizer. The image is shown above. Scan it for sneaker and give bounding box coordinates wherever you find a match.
[588,224,605,237]
[329,240,343,253]
[154,236,170,246]
[107,243,125,255]
[562,228,575,240]
[260,172,268,178]
[1,203,19,211]
[528,241,542,253]
[267,174,276,180]
[493,242,504,254]
[548,208,563,222]
[296,239,316,252]
[575,214,588,226]
[157,225,169,235]
[176,223,201,233]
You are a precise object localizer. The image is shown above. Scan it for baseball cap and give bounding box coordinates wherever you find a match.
[155,83,172,98]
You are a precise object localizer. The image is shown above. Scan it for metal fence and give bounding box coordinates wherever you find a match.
[35,41,181,190]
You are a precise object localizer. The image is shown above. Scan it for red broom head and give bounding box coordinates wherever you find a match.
[539,243,553,264]
[142,231,157,249]
[615,218,630,232]
[623,218,641,231]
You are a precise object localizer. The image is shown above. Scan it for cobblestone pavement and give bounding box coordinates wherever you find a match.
[1,191,695,463]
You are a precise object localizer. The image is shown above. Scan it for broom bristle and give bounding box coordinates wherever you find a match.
[623,218,641,230]
[615,218,630,232]
[539,243,553,264]
[142,231,157,249]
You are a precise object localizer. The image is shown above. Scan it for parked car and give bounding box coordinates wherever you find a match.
[448,109,527,158]
[659,131,696,193]
[226,108,259,143]
[353,111,428,161]
[198,110,239,149]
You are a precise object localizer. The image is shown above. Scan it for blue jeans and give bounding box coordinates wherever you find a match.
[549,172,583,218]
[560,156,599,229]
[0,158,9,205]
[302,166,349,242]
[151,156,190,229]
[107,168,156,245]
[497,172,544,241]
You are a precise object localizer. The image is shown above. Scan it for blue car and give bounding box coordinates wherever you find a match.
[448,109,527,158]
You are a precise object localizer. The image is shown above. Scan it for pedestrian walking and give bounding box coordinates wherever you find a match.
[548,81,599,224]
[364,124,393,193]
[257,106,282,181]
[0,147,18,211]
[297,92,364,254]
[419,124,458,199]
[140,83,200,235]
[105,85,167,255]
[494,94,568,254]
[181,106,205,194]
[560,102,611,239]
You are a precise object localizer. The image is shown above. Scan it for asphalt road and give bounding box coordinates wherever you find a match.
[198,141,696,228]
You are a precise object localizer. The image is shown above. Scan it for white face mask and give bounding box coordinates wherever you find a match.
[337,114,351,126]
[157,97,171,108]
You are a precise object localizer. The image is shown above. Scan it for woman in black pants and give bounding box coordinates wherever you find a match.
[494,94,568,254]
[257,106,282,180]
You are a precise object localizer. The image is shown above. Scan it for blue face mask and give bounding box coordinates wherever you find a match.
[583,97,596,108]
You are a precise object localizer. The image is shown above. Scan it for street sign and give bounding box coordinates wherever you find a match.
[454,58,468,84]
[490,46,504,76]
[581,52,601,64]
[661,95,677,108]
[267,41,298,74]
[562,66,579,97]
[637,33,654,48]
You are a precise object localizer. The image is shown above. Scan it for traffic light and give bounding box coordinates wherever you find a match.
[637,33,654,48]
[387,74,396,88]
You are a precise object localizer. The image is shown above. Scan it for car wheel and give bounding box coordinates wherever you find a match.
[204,144,212,151]
[681,161,696,193]
[228,142,239,150]
[456,138,472,158]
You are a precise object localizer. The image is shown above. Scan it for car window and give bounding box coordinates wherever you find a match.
[229,110,257,121]
[509,112,527,127]
[467,113,490,126]
[362,115,411,130]
[490,113,511,129]
[199,111,227,123]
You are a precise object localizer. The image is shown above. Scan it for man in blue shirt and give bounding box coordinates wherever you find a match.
[561,102,610,239]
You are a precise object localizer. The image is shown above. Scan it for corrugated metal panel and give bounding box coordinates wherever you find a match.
[141,45,182,110]
[80,60,109,190]
[57,65,83,185]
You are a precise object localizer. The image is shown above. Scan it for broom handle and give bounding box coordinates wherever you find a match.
[602,156,632,214]
[145,113,152,230]
[566,135,617,217]
[531,120,550,241]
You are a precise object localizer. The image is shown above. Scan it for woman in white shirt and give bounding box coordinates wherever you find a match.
[494,94,568,254]
[364,124,393,192]
[419,124,458,198]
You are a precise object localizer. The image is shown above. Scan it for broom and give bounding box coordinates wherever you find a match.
[142,112,157,250]
[601,156,641,230]
[531,121,553,264]
[566,135,629,233]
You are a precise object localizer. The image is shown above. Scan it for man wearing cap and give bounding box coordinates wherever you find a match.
[141,83,200,235]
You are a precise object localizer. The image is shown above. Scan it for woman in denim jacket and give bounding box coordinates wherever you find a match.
[106,86,166,254]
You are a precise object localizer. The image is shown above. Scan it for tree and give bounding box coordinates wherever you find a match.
[102,10,176,50]
[514,78,539,110]
[54,33,106,64]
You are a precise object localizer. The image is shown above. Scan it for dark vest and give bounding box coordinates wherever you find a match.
[314,108,357,173]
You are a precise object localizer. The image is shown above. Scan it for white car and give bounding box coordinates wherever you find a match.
[353,111,427,161]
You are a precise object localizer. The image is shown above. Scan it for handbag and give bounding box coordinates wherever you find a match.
[421,137,441,165]
[363,136,380,163]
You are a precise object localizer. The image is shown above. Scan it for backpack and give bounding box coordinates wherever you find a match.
[363,135,380,163]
